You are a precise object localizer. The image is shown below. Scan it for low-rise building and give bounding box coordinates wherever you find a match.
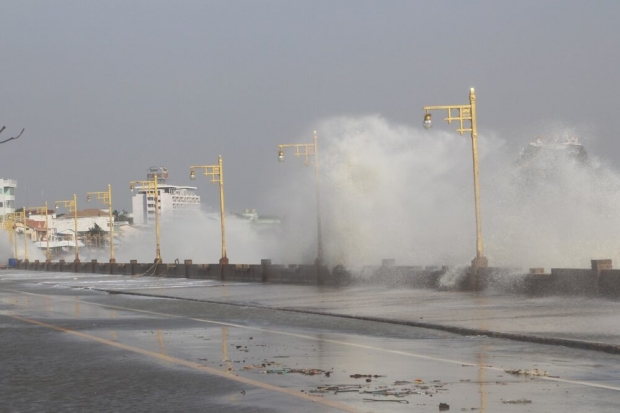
[51,208,114,235]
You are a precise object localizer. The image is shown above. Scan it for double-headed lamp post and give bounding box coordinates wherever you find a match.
[190,155,228,265]
[30,202,51,262]
[87,184,115,263]
[423,88,488,269]
[130,175,162,264]
[55,194,80,263]
[277,131,324,277]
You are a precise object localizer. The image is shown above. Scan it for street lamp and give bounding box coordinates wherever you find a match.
[55,194,79,263]
[190,155,229,265]
[130,175,162,263]
[277,130,324,279]
[14,210,29,262]
[0,216,17,259]
[423,88,488,269]
[87,184,115,263]
[29,202,51,262]
[5,212,28,261]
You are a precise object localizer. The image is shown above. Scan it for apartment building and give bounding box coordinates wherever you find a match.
[0,178,17,216]
[131,167,200,225]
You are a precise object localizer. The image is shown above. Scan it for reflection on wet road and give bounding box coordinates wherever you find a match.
[1,271,620,412]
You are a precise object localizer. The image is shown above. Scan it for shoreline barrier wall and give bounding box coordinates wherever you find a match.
[8,258,620,297]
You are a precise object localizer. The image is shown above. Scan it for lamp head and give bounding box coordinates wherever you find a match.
[87,195,91,203]
[423,113,432,130]
[278,149,285,162]
[55,203,59,210]
[190,170,196,180]
[129,184,134,192]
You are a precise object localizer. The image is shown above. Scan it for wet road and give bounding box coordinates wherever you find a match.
[1,271,620,412]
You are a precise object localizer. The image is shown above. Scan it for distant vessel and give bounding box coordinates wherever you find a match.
[517,136,588,167]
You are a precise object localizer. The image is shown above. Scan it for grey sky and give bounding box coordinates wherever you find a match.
[1,0,619,212]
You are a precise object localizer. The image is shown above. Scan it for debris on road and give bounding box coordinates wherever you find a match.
[363,398,409,404]
[502,398,532,404]
[261,367,330,375]
[350,374,385,379]
[505,368,549,377]
[311,385,363,394]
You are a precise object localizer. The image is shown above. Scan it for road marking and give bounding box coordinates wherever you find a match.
[5,313,358,413]
[4,287,620,393]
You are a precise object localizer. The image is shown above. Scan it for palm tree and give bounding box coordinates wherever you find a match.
[87,223,106,248]
[113,210,131,224]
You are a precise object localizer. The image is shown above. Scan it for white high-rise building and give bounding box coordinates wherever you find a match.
[0,178,17,216]
[131,167,200,225]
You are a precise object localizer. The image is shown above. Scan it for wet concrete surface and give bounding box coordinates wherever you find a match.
[1,270,620,412]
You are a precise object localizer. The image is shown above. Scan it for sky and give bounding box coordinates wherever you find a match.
[1,0,619,216]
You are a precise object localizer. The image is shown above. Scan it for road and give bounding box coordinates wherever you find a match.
[1,270,620,412]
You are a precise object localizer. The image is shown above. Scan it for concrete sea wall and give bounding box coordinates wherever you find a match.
[8,258,620,298]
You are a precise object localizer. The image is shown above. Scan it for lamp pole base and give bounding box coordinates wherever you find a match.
[469,256,488,291]
[471,256,488,269]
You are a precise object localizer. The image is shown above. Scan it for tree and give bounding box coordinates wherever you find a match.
[0,126,24,144]
[113,210,131,224]
[88,223,105,236]
[87,223,106,248]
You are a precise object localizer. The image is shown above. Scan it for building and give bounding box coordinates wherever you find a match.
[28,208,113,239]
[0,178,17,216]
[131,167,200,225]
[52,208,114,234]
[235,208,282,228]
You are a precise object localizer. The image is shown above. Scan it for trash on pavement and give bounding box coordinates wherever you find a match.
[502,398,533,404]
[504,368,548,377]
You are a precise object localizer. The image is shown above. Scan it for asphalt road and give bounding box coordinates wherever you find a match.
[1,271,620,412]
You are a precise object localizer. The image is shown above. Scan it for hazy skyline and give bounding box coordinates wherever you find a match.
[1,1,619,214]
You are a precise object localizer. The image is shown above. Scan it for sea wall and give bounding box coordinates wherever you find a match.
[8,258,620,298]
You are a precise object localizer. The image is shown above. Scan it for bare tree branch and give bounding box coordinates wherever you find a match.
[0,127,24,144]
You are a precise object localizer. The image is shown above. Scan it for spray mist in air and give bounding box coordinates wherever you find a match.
[273,115,620,271]
[6,116,617,272]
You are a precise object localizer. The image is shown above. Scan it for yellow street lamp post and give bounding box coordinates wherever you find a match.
[16,210,29,262]
[277,130,324,281]
[0,216,16,258]
[130,175,162,263]
[423,88,488,269]
[6,212,28,261]
[2,215,18,259]
[11,220,18,260]
[55,194,80,263]
[30,202,51,262]
[87,184,115,263]
[190,155,229,265]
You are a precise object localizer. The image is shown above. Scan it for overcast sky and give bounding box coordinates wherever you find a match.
[1,0,619,213]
